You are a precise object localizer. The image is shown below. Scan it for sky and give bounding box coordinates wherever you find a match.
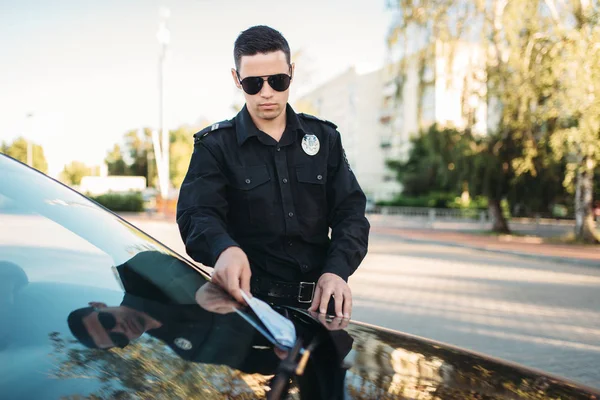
[0,0,393,177]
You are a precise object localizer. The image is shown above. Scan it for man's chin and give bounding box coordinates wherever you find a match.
[256,108,283,120]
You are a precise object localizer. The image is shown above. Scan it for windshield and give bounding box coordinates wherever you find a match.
[0,154,198,275]
[0,154,350,400]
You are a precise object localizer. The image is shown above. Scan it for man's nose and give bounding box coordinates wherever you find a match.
[259,79,274,97]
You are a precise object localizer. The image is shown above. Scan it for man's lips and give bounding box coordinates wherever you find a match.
[259,103,277,107]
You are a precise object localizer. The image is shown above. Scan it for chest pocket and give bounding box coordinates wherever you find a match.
[233,165,271,190]
[230,165,273,225]
[295,164,327,218]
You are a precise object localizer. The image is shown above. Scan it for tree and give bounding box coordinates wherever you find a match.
[385,0,516,233]
[386,0,600,239]
[169,125,195,189]
[60,161,92,186]
[105,144,128,176]
[386,124,472,197]
[48,332,265,399]
[545,0,600,242]
[1,136,48,174]
[104,125,197,190]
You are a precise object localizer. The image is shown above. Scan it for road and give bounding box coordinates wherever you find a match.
[128,217,600,389]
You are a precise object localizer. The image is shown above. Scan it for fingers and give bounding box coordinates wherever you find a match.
[343,289,352,319]
[218,267,242,304]
[240,265,252,298]
[227,278,245,304]
[309,284,322,312]
[334,290,344,318]
[319,287,333,314]
[316,313,348,331]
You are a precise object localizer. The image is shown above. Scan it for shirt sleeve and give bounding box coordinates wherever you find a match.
[323,131,370,281]
[176,141,239,267]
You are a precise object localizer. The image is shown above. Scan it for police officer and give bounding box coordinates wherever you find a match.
[176,25,370,319]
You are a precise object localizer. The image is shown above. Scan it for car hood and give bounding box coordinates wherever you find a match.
[341,320,600,399]
[1,154,599,399]
[2,272,599,400]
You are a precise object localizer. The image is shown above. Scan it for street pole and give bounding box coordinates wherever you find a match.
[155,7,170,202]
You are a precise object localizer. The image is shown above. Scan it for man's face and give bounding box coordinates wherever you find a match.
[232,50,294,121]
[82,304,149,349]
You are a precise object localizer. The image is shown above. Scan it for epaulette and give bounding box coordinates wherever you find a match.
[298,113,338,129]
[193,120,233,143]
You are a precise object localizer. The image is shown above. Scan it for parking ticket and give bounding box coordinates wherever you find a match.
[240,291,296,348]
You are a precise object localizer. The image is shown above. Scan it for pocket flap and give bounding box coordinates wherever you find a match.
[232,165,271,190]
[296,165,326,185]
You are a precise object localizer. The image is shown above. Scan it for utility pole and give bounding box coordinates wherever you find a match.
[155,7,171,201]
[26,112,34,167]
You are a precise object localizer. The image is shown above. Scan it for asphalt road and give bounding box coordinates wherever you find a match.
[129,218,600,389]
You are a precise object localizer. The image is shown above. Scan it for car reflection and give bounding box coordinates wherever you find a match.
[60,250,351,399]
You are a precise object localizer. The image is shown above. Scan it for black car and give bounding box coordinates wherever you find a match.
[1,153,599,400]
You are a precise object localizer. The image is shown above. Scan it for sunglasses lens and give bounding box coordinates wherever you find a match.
[268,74,291,92]
[110,333,129,348]
[240,77,263,95]
[98,312,116,330]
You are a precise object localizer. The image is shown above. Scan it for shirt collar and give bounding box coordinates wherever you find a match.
[235,105,261,146]
[234,104,309,146]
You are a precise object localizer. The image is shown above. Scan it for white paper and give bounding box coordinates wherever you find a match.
[241,291,297,348]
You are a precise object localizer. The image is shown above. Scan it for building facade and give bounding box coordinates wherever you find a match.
[295,37,488,202]
[295,67,397,202]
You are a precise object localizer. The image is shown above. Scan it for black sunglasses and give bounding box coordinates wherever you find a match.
[97,311,130,348]
[236,69,292,95]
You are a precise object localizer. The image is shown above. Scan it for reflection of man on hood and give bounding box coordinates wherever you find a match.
[67,250,354,397]
[110,250,205,304]
[66,251,267,371]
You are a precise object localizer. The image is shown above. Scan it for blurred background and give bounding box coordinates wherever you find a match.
[1,0,599,243]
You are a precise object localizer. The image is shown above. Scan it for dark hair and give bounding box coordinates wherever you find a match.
[67,307,99,349]
[233,25,291,71]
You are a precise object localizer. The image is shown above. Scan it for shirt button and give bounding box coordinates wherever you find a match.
[288,212,294,218]
[302,264,308,270]
[288,241,293,247]
[277,147,281,152]
[245,179,251,184]
[317,175,323,180]
[282,178,288,184]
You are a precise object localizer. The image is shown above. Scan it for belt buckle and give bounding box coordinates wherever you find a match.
[298,282,315,303]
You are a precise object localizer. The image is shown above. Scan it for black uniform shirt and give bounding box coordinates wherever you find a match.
[176,104,369,282]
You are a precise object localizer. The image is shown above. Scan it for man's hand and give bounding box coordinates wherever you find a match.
[195,282,240,314]
[210,246,252,305]
[308,273,352,318]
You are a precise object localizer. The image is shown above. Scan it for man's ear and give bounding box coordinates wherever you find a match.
[231,68,242,89]
[89,301,107,309]
[290,62,295,81]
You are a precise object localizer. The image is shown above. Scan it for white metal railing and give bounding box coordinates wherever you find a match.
[369,206,589,225]
[372,206,488,223]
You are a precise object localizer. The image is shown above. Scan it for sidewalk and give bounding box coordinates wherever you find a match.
[372,226,600,268]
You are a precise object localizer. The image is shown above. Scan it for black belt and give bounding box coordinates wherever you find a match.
[251,277,316,304]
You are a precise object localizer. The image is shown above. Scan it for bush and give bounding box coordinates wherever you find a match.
[448,195,489,210]
[378,192,457,208]
[89,192,144,212]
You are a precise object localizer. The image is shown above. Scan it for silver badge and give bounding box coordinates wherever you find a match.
[174,337,192,350]
[301,134,320,156]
